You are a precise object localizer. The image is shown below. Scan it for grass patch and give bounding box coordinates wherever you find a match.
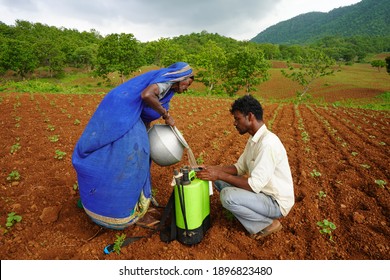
[329,91,390,110]
[1,62,389,110]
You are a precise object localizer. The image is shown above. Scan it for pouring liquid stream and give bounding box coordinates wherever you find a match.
[186,147,199,169]
[186,146,212,195]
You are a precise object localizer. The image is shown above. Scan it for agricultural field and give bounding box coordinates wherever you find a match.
[0,62,389,260]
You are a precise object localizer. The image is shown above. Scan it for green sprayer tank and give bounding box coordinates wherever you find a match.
[174,168,211,245]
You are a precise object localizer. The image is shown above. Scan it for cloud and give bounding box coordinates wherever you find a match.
[0,0,362,42]
[1,0,37,12]
[0,0,281,41]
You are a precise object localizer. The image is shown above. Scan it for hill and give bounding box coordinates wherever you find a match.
[251,0,390,44]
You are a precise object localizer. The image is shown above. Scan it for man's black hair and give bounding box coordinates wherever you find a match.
[230,95,263,120]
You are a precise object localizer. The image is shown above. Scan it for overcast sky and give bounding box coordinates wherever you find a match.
[1,0,362,42]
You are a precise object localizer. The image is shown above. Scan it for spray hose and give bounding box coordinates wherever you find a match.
[174,169,189,233]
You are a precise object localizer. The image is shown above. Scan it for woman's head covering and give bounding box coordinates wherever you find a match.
[162,62,194,82]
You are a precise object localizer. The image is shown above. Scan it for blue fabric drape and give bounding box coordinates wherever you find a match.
[72,62,193,227]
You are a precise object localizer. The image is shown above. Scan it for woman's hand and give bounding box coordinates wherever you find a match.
[164,114,175,126]
[162,110,175,126]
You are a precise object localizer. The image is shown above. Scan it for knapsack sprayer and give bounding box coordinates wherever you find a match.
[170,166,211,245]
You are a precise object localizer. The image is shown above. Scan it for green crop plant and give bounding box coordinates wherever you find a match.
[196,152,205,165]
[318,191,326,199]
[73,119,81,125]
[13,101,21,109]
[267,104,282,131]
[317,219,336,242]
[374,180,386,188]
[54,150,66,160]
[295,105,310,145]
[113,233,126,255]
[212,141,220,151]
[73,181,79,191]
[47,124,55,131]
[7,170,20,182]
[310,169,321,177]
[10,139,21,154]
[6,212,22,228]
[301,131,310,143]
[48,135,59,142]
[360,164,370,169]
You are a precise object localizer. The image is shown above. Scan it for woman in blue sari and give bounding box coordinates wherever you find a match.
[72,62,194,229]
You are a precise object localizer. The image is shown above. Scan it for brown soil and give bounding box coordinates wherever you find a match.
[0,92,389,260]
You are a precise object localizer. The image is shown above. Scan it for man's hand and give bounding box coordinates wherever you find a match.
[196,165,253,192]
[196,166,220,181]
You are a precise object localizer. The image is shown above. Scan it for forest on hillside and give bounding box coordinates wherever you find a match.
[251,0,390,45]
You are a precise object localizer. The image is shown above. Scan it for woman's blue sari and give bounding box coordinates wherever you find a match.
[72,62,193,229]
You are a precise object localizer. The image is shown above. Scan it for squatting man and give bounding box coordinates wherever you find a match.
[196,95,294,239]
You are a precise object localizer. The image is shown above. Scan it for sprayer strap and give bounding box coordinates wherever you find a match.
[159,190,177,243]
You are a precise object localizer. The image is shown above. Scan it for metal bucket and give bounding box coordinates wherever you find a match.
[148,124,189,166]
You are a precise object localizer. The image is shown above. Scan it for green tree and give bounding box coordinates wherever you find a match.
[142,40,161,66]
[279,45,307,61]
[71,45,98,70]
[0,38,38,78]
[312,36,358,63]
[370,59,386,72]
[194,40,227,94]
[223,45,270,96]
[34,40,65,77]
[95,33,144,83]
[142,38,182,67]
[257,43,281,60]
[159,43,187,67]
[281,48,336,100]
